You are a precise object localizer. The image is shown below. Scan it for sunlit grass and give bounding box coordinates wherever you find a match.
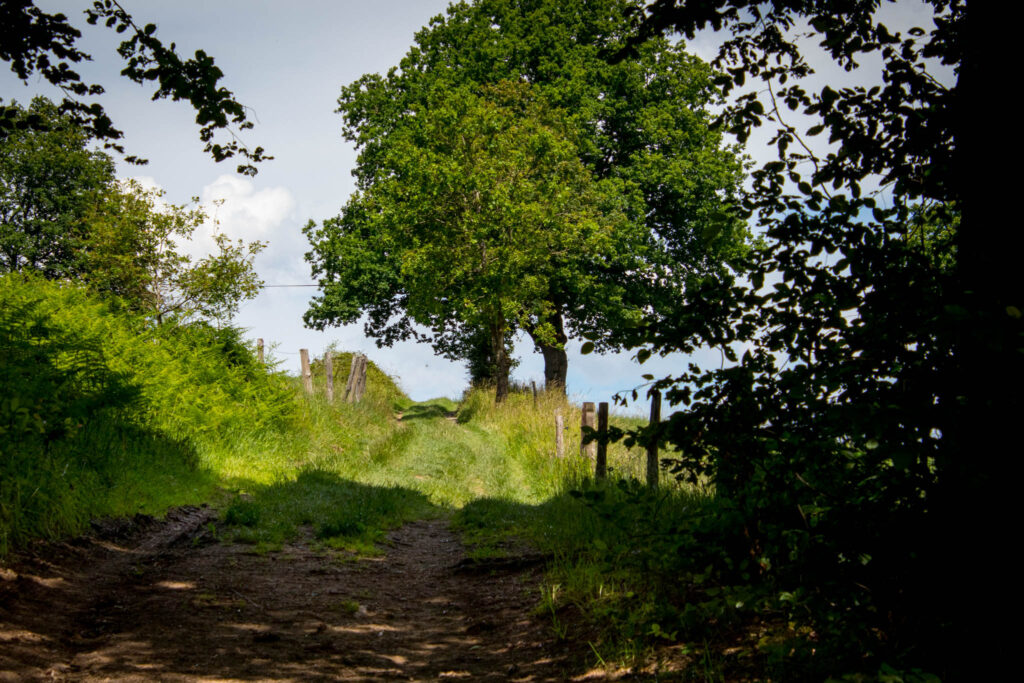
[447,385,710,660]
[2,278,704,665]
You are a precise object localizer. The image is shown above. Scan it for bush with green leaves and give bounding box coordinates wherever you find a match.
[0,273,296,553]
[81,180,266,325]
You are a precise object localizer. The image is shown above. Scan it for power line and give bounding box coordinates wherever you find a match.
[262,284,319,288]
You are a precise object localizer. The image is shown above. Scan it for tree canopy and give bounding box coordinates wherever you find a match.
[81,180,266,325]
[605,1,1014,677]
[0,96,114,277]
[1,0,268,174]
[304,0,746,394]
[1,98,266,327]
[311,81,640,400]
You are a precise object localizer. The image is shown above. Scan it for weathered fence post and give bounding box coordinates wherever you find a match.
[580,402,596,461]
[555,411,565,459]
[257,338,264,364]
[531,380,538,406]
[352,356,368,403]
[340,353,369,403]
[324,352,334,403]
[595,402,609,479]
[300,349,313,395]
[343,354,359,402]
[646,389,662,489]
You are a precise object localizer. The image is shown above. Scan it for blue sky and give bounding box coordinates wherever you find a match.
[2,1,946,406]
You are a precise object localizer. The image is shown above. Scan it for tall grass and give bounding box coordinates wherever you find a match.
[209,351,408,486]
[458,385,666,484]
[452,384,712,658]
[215,353,433,553]
[0,273,429,557]
[0,274,299,554]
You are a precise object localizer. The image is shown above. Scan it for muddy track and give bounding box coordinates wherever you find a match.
[1,509,600,681]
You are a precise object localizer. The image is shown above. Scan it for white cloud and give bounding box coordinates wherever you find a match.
[200,175,296,241]
[120,172,311,313]
[180,175,304,284]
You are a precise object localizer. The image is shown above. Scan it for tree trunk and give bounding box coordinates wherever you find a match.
[491,322,511,403]
[527,310,568,394]
[539,343,567,393]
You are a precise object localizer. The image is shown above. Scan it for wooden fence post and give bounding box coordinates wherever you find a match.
[580,402,596,461]
[353,354,368,402]
[343,354,359,402]
[300,349,313,395]
[257,338,264,364]
[595,402,609,479]
[531,380,538,406]
[339,353,369,403]
[555,411,565,459]
[646,389,662,489]
[324,352,334,403]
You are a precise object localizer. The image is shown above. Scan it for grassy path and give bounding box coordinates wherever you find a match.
[213,394,590,557]
[1,390,703,680]
[383,403,540,508]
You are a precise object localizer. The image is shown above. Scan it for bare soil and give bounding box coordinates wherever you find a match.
[0,507,609,682]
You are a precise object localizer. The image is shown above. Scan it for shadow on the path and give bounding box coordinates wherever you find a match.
[0,473,586,681]
[398,399,457,422]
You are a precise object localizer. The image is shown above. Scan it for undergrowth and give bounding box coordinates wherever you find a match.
[450,388,927,680]
[0,275,420,557]
[451,385,716,671]
[0,274,295,554]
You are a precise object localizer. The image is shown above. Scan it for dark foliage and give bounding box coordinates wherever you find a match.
[0,97,115,277]
[607,1,1020,677]
[0,276,138,449]
[455,324,519,387]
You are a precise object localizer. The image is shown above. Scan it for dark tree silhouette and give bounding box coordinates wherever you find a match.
[1,0,269,174]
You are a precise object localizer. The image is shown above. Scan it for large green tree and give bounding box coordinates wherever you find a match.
[305,0,746,391]
[309,82,633,401]
[0,96,114,277]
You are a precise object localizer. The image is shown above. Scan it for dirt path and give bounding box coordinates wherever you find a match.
[0,508,598,681]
